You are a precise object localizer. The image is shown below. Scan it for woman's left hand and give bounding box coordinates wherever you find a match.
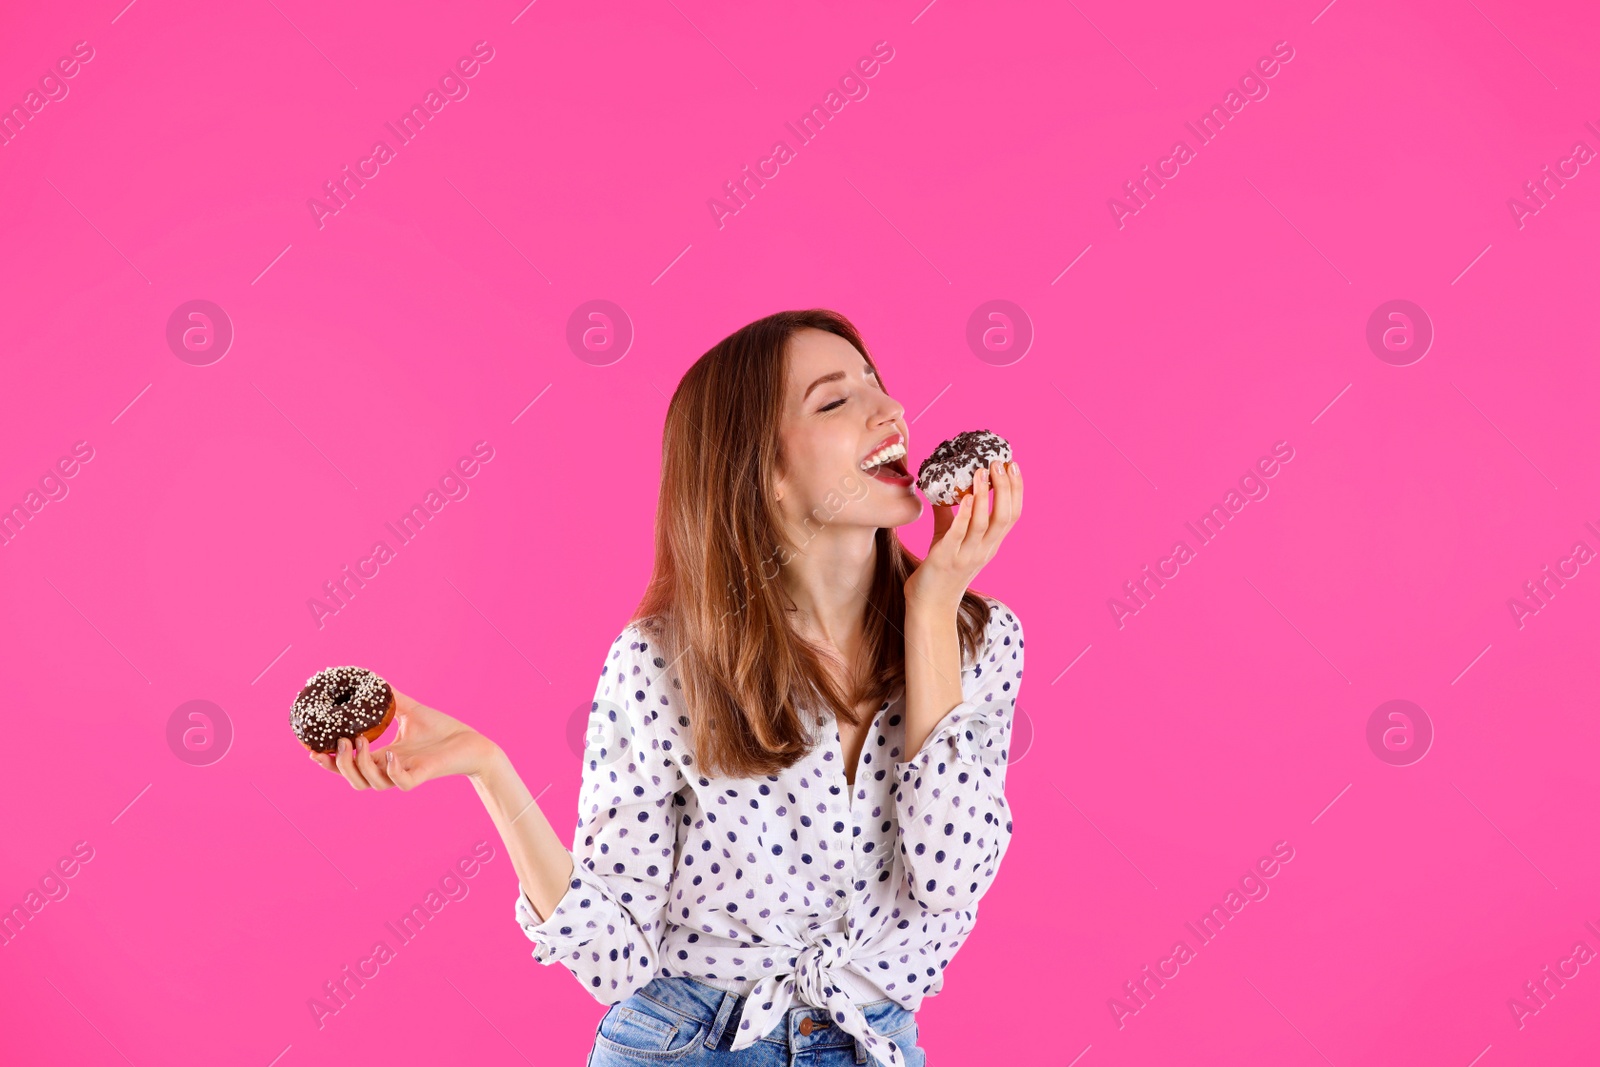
[905,458,1023,611]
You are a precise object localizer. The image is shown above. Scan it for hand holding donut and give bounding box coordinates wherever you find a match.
[309,689,499,792]
[905,448,1023,612]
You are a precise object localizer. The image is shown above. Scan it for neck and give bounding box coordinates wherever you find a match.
[775,525,877,653]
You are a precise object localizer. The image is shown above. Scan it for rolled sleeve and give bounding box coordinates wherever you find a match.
[512,622,686,1001]
[894,600,1023,912]
[514,874,582,965]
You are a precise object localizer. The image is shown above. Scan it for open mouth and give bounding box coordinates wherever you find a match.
[864,451,915,483]
[860,442,913,485]
[866,455,911,478]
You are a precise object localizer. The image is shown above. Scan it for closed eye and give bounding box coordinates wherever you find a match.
[818,366,878,413]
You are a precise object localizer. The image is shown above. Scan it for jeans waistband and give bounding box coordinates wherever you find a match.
[627,974,912,1053]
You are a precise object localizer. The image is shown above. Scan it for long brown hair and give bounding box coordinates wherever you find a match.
[631,309,993,779]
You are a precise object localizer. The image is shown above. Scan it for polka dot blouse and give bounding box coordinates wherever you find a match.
[515,596,1024,1067]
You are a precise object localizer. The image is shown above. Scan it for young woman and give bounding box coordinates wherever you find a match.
[310,309,1025,1066]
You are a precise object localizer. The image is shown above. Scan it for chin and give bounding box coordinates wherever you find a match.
[876,495,925,528]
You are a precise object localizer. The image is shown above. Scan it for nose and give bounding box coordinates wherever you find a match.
[873,391,905,426]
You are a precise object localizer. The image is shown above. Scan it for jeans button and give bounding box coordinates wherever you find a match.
[799,1017,814,1037]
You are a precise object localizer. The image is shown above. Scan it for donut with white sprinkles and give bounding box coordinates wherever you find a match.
[290,666,395,753]
[916,429,1014,505]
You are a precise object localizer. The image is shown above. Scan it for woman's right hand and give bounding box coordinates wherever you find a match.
[309,689,500,792]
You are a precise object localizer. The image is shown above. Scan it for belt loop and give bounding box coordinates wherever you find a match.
[854,1033,868,1064]
[703,989,739,1049]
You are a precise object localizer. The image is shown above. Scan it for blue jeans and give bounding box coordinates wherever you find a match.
[587,975,926,1066]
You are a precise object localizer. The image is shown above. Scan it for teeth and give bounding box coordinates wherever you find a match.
[860,442,907,471]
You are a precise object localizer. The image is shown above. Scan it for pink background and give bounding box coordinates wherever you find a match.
[2,1,1597,1064]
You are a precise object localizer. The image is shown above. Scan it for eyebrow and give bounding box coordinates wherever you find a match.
[802,365,877,401]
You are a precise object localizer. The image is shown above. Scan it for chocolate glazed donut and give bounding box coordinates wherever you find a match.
[916,429,1014,506]
[291,666,396,753]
